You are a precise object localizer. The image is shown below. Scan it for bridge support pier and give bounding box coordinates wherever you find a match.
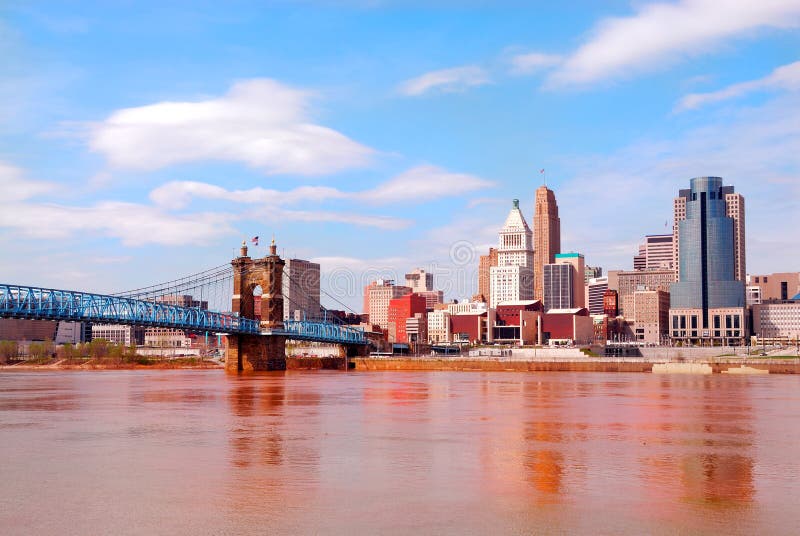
[226,334,287,373]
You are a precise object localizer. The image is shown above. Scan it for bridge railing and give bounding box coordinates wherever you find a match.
[0,284,260,334]
[279,319,367,345]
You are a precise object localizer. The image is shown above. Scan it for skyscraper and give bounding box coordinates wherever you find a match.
[674,186,745,282]
[670,177,746,345]
[633,234,675,272]
[533,185,561,302]
[543,263,574,311]
[283,258,321,321]
[555,252,585,308]
[477,248,498,304]
[490,199,534,308]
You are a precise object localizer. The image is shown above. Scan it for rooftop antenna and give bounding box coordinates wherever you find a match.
[540,168,546,186]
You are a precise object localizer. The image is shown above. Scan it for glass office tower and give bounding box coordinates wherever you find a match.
[670,177,745,335]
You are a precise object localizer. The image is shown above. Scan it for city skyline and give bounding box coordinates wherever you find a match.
[2,2,799,313]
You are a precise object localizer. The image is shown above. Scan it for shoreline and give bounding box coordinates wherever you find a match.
[3,357,799,374]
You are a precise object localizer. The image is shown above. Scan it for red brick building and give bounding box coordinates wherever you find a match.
[387,293,427,343]
[493,300,544,344]
[449,313,487,345]
[603,289,619,317]
[542,308,593,344]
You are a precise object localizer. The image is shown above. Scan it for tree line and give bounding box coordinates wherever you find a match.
[0,339,140,363]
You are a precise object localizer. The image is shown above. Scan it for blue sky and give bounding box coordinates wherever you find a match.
[2,1,799,311]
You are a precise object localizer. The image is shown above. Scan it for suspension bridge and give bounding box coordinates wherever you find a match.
[0,240,367,371]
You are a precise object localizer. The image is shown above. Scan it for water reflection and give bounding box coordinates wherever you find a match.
[1,371,797,535]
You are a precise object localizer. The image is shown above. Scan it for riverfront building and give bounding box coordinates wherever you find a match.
[751,300,800,343]
[490,200,534,308]
[669,177,746,345]
[533,185,561,302]
[91,324,145,346]
[387,293,427,343]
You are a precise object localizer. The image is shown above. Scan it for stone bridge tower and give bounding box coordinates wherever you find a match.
[225,239,287,373]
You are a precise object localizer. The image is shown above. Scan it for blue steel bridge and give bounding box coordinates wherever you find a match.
[0,259,367,347]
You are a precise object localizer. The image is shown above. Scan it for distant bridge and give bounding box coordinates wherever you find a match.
[0,283,366,347]
[0,240,368,369]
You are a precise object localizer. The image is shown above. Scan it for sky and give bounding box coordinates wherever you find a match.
[1,0,799,312]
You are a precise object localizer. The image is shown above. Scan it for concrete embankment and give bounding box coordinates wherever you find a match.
[344,357,800,374]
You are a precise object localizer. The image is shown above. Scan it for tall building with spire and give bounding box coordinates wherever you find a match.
[533,185,561,302]
[489,199,534,308]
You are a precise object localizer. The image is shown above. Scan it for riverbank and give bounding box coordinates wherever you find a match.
[347,357,800,374]
[4,356,800,374]
[0,358,223,370]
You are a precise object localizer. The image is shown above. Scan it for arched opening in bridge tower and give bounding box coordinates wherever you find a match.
[251,285,263,322]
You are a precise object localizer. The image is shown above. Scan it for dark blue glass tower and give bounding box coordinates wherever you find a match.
[670,177,744,329]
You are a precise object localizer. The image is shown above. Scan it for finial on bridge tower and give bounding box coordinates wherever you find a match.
[270,234,277,256]
[240,240,248,258]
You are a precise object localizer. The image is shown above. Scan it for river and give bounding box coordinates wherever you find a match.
[1,370,798,535]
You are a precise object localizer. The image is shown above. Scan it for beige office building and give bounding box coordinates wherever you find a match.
[477,248,498,304]
[632,290,670,344]
[533,185,561,302]
[367,280,411,330]
[615,269,674,316]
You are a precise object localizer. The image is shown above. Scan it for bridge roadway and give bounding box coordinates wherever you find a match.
[0,283,366,345]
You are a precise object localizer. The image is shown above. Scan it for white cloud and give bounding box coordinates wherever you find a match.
[150,164,493,209]
[509,52,562,75]
[0,161,57,201]
[548,0,800,87]
[358,165,494,203]
[0,200,237,246]
[398,65,490,96]
[89,78,374,175]
[244,207,411,230]
[149,181,347,210]
[676,59,800,111]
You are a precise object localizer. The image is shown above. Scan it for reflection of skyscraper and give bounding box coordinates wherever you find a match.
[670,177,746,345]
[534,185,561,302]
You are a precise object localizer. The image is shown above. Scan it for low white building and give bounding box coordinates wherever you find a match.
[91,324,144,346]
[752,300,800,340]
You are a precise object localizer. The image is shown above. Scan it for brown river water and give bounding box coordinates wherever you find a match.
[1,370,799,535]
